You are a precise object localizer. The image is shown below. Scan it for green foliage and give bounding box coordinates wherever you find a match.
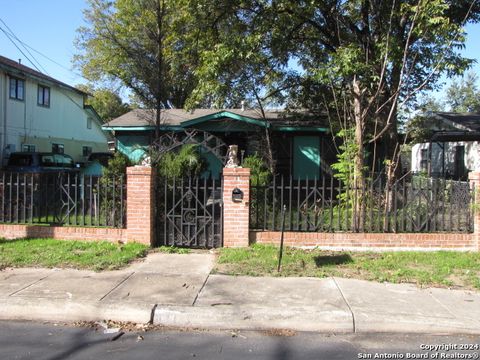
[184,0,294,110]
[77,85,130,123]
[75,0,201,108]
[203,0,479,179]
[157,144,205,179]
[76,0,480,177]
[445,71,480,112]
[154,246,190,254]
[0,238,148,271]
[102,152,131,179]
[331,128,357,185]
[100,152,131,226]
[406,94,446,143]
[243,153,272,186]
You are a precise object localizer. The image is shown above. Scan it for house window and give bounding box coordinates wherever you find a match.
[87,117,92,129]
[420,149,428,173]
[52,143,64,154]
[82,146,92,157]
[9,77,25,100]
[22,144,36,152]
[37,85,50,107]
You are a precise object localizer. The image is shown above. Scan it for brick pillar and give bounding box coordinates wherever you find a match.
[126,166,154,245]
[469,171,480,251]
[223,167,250,247]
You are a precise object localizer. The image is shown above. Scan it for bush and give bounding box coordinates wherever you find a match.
[100,152,130,226]
[157,144,205,179]
[102,152,131,179]
[243,153,272,186]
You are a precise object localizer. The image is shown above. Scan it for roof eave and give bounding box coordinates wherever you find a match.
[181,110,269,128]
[0,62,88,97]
[101,125,183,132]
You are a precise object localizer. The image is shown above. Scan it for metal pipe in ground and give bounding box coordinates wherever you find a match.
[277,205,287,272]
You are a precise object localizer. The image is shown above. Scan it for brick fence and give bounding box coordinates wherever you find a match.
[0,166,155,245]
[0,224,125,243]
[250,232,476,251]
[0,167,478,251]
[250,172,480,251]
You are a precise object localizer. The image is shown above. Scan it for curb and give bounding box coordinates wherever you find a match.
[1,299,479,335]
[0,298,153,324]
[154,305,353,333]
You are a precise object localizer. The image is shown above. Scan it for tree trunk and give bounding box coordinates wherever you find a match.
[155,99,161,140]
[155,0,164,141]
[352,77,365,231]
[264,127,275,175]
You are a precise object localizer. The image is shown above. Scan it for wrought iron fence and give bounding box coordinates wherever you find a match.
[155,176,223,248]
[250,175,474,233]
[0,172,126,228]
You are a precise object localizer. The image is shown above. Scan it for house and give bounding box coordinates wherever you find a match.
[411,112,480,180]
[0,55,109,165]
[102,108,338,179]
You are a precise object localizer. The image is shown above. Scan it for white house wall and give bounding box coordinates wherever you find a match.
[411,141,480,175]
[0,69,108,163]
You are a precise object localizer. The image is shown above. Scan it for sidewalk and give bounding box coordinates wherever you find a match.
[0,253,479,334]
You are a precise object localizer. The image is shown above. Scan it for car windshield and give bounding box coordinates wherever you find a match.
[61,155,74,168]
[40,155,56,167]
[8,154,33,166]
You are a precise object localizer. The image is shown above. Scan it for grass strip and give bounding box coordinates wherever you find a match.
[0,238,148,271]
[215,244,480,290]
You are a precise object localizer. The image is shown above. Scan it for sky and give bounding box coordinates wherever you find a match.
[1,0,480,104]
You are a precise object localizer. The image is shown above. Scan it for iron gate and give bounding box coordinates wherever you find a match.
[155,176,223,248]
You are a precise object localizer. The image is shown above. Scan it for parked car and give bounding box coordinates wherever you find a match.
[4,152,79,173]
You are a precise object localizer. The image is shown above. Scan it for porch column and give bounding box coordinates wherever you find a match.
[222,167,250,247]
[468,171,480,251]
[126,166,154,245]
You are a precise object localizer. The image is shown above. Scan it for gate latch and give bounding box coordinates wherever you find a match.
[232,188,243,202]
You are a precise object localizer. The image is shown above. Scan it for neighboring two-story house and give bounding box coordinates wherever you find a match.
[0,55,109,165]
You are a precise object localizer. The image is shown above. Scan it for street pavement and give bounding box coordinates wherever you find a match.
[0,252,479,334]
[1,320,479,360]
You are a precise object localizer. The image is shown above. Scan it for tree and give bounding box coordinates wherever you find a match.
[77,84,130,122]
[445,71,480,112]
[188,0,479,227]
[184,0,298,173]
[74,0,203,139]
[275,1,478,226]
[269,1,478,181]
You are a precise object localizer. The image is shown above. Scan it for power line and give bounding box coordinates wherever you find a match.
[0,17,86,81]
[0,18,91,113]
[16,40,79,76]
[0,18,48,74]
[0,25,44,73]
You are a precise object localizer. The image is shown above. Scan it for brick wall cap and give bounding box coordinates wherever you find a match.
[127,166,153,175]
[223,167,251,175]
